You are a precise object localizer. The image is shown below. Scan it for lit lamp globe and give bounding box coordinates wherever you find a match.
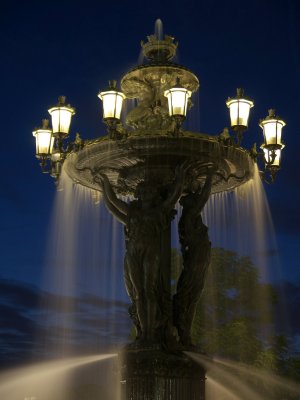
[48,96,75,136]
[32,119,54,159]
[98,80,126,121]
[226,88,254,131]
[259,109,285,149]
[164,77,191,119]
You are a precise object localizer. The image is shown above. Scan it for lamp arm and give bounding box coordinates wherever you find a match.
[39,156,51,174]
[260,169,276,184]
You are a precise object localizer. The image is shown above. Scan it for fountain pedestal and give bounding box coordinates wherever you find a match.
[119,349,205,400]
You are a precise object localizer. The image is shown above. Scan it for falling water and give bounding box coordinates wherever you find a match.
[0,354,118,400]
[137,19,164,64]
[34,160,287,398]
[42,169,128,358]
[187,352,300,399]
[138,49,146,65]
[172,163,281,284]
[185,90,201,133]
[200,165,284,351]
[121,98,136,126]
[188,352,266,400]
[206,376,240,400]
[214,357,300,396]
[154,18,164,40]
[203,164,280,282]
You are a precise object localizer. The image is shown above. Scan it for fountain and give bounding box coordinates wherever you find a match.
[30,20,288,400]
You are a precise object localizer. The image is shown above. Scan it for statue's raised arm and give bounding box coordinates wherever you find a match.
[162,161,190,210]
[93,173,128,225]
[178,163,215,218]
[196,164,215,212]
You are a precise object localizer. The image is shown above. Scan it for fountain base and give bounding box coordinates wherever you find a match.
[119,348,205,400]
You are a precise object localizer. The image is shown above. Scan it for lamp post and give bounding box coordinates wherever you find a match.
[259,109,286,182]
[32,23,286,400]
[32,97,78,181]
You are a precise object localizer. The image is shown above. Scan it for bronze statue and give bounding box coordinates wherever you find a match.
[173,166,214,347]
[94,162,189,346]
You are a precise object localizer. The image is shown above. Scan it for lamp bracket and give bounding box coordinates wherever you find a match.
[259,168,277,184]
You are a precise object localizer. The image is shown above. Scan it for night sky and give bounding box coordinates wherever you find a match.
[1,0,300,367]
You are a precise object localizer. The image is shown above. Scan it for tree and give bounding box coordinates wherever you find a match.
[176,247,273,363]
[170,246,300,398]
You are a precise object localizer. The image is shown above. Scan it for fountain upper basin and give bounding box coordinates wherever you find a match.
[64,131,254,197]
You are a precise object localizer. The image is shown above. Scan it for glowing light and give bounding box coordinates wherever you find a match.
[48,96,75,135]
[32,120,54,156]
[98,81,125,120]
[226,88,254,129]
[259,109,285,147]
[164,78,191,117]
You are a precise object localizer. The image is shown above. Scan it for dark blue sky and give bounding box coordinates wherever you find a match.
[0,0,300,364]
[1,0,299,283]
